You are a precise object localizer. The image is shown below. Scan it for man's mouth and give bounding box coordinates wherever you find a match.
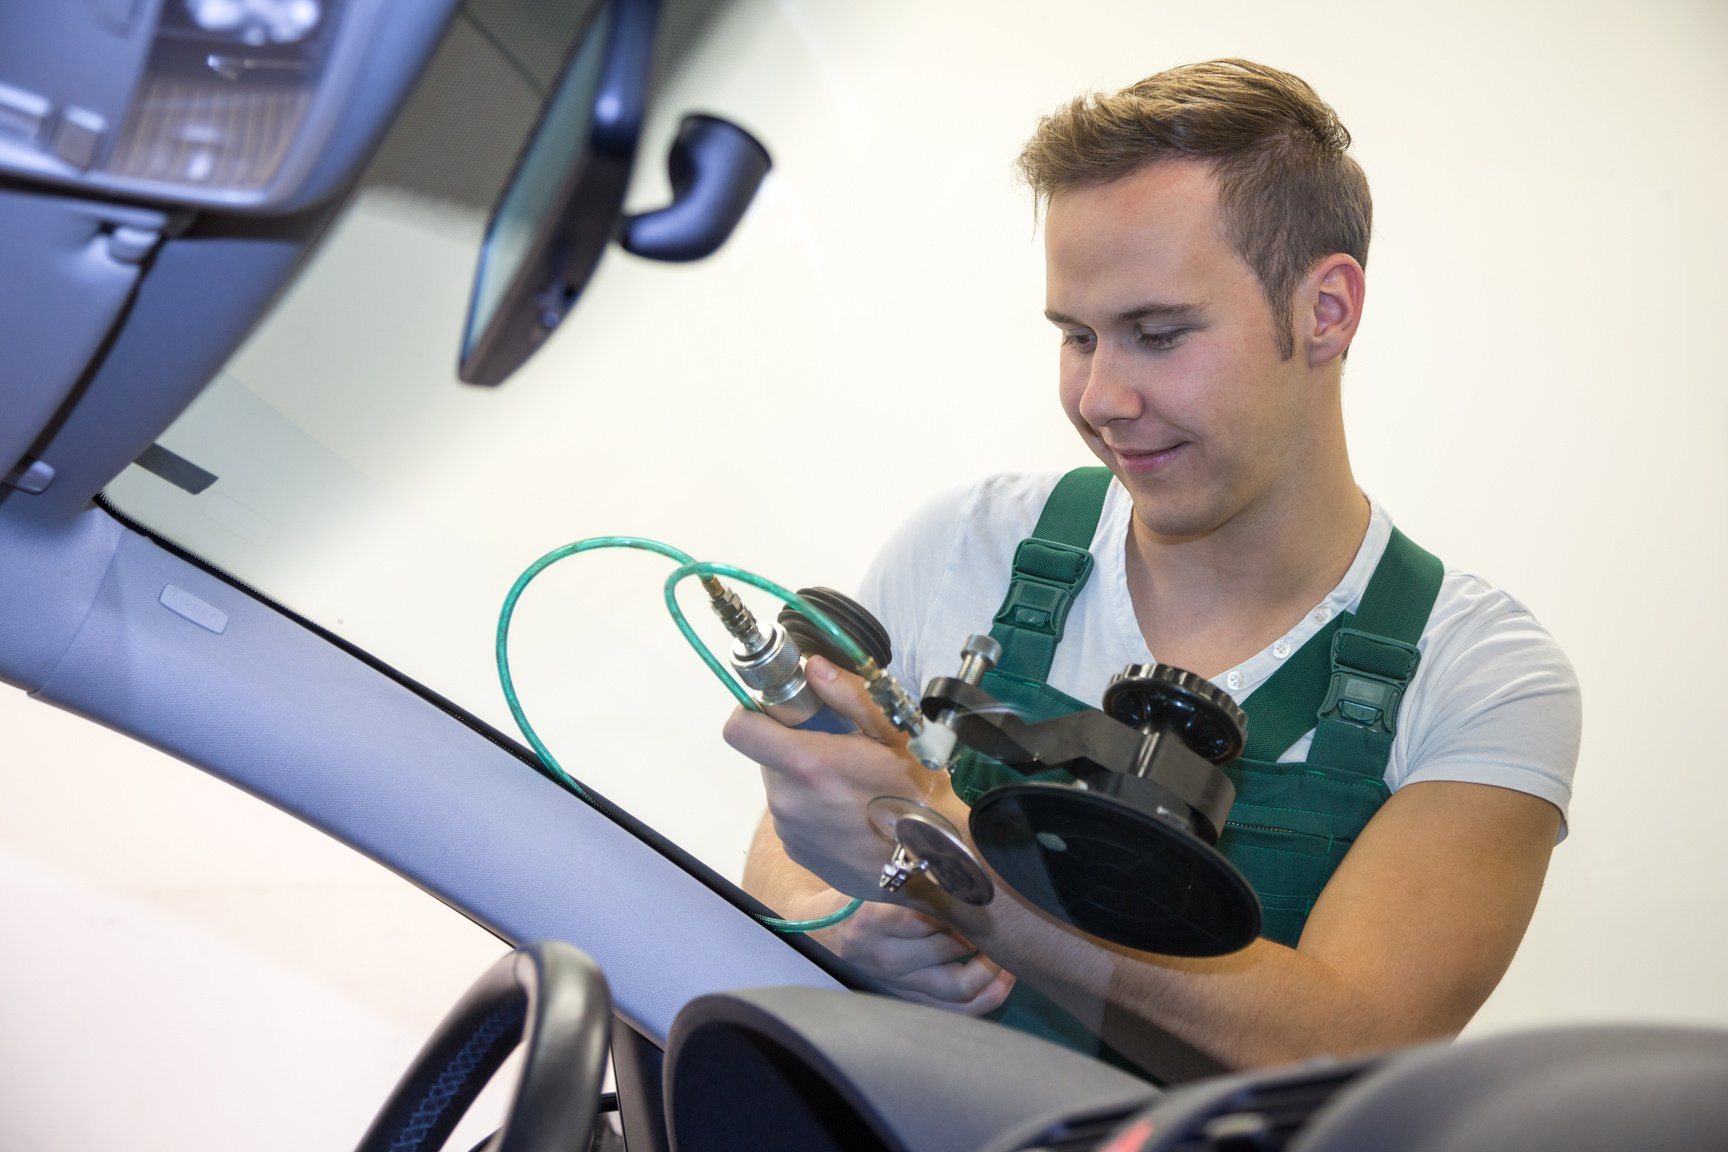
[1109,442,1187,472]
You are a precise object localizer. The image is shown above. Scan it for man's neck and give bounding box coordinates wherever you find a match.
[1123,475,1371,681]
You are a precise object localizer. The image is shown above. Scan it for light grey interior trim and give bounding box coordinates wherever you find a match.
[0,503,127,693]
[1,506,838,1043]
[0,189,169,486]
[19,227,323,518]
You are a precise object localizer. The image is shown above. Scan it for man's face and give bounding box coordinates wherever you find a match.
[1046,161,1317,542]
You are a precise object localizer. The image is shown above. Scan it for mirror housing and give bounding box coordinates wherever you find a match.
[621,114,772,263]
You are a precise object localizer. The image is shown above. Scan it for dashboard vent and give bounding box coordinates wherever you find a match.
[1013,1105,1143,1152]
[1161,1064,1368,1151]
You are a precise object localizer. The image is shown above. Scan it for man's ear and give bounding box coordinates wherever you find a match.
[1302,253,1365,367]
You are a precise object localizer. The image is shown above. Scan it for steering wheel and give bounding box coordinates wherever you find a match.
[353,940,612,1152]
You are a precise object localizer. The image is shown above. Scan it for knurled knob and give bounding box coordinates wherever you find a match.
[1102,663,1247,764]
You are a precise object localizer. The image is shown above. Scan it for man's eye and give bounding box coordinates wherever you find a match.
[1060,330,1095,351]
[1137,329,1186,351]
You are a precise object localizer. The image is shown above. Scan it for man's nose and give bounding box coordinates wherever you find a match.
[1077,344,1143,427]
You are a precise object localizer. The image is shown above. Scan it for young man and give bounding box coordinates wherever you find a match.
[727,59,1580,1075]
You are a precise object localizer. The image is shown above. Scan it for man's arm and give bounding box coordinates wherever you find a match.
[942,778,1557,1069]
[727,656,1559,1070]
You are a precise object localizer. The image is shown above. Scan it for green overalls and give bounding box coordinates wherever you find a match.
[948,467,1444,1074]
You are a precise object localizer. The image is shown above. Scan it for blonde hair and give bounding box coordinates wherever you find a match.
[1017,59,1370,358]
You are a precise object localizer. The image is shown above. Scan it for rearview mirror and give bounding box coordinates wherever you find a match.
[458,0,770,388]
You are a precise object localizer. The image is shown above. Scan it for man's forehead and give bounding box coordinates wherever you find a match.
[1045,159,1222,224]
[1043,164,1229,276]
[1043,162,1236,306]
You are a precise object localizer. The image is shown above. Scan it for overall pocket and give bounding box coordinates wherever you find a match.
[1219,759,1390,947]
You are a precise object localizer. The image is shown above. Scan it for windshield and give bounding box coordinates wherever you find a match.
[97,0,1722,1079]
[101,0,1071,896]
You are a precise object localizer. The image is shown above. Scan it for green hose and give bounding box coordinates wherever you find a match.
[496,536,862,933]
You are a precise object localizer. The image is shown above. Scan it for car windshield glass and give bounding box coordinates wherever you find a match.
[60,0,1728,1101]
[100,1,1072,908]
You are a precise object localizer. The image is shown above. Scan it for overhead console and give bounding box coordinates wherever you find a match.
[0,0,770,506]
[0,0,461,504]
[0,0,456,212]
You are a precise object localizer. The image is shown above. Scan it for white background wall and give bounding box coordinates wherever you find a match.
[3,1,1727,1147]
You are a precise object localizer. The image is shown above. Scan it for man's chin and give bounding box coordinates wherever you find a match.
[1126,493,1231,544]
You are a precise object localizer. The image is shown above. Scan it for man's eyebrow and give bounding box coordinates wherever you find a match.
[1043,301,1209,325]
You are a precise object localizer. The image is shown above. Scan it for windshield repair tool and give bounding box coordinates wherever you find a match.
[497,541,868,934]
[703,580,990,904]
[867,797,994,904]
[505,543,1249,941]
[703,581,881,734]
[701,579,955,768]
[921,659,1263,956]
[865,632,1008,904]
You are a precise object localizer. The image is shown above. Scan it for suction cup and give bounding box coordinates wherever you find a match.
[970,776,1261,956]
[866,796,994,905]
[779,587,893,674]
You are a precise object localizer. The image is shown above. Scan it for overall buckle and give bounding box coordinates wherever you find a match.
[991,539,1094,638]
[1317,628,1422,737]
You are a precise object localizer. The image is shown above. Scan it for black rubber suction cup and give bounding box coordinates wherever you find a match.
[961,661,1260,955]
[971,775,1261,956]
[778,587,892,673]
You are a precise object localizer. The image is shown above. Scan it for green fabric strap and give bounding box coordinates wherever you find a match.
[988,468,1112,680]
[1238,614,1347,761]
[1345,526,1445,640]
[1030,466,1113,544]
[1238,527,1443,774]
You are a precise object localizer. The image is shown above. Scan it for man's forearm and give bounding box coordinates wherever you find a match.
[932,885,1394,1069]
[923,780,1558,1070]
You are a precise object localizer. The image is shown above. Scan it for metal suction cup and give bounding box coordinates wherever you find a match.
[866,796,994,905]
[970,775,1261,956]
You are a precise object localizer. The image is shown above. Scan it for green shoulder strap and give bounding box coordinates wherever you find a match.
[1238,527,1444,776]
[987,467,1113,680]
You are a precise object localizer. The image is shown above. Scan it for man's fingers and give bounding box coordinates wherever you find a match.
[723,707,803,770]
[895,953,1015,1011]
[824,906,980,976]
[722,706,852,784]
[958,963,1018,1016]
[790,894,1016,1016]
[805,656,906,746]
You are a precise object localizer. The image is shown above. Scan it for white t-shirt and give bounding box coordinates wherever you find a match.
[857,472,1580,829]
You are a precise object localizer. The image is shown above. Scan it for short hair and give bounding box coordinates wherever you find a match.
[1017,59,1371,359]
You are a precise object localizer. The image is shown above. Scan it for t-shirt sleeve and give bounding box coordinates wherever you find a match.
[1393,582,1583,835]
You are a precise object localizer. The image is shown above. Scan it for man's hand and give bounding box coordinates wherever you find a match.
[741,809,1015,1015]
[815,902,1014,1013]
[724,655,960,899]
[802,892,1014,1014]
[729,658,1013,1016]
